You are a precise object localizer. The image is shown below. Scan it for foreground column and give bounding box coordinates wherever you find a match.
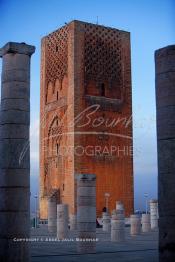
[76,174,96,253]
[149,199,158,230]
[48,192,58,233]
[57,204,69,239]
[155,45,175,262]
[0,42,35,261]
[130,214,141,236]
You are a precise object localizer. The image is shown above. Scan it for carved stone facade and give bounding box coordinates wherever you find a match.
[40,20,133,219]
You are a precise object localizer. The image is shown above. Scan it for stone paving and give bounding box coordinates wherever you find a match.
[30,225,158,262]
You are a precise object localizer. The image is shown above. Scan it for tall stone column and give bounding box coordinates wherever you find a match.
[76,174,96,253]
[0,42,35,262]
[155,45,175,262]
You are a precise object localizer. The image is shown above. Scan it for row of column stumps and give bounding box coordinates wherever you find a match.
[101,199,158,240]
[47,176,158,254]
[155,45,175,262]
[130,200,158,236]
[130,199,158,236]
[47,191,70,239]
[48,198,158,242]
[47,200,76,236]
[0,42,35,262]
[47,174,96,253]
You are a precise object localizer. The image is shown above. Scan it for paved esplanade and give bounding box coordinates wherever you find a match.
[0,42,35,262]
[30,226,158,262]
[155,45,175,262]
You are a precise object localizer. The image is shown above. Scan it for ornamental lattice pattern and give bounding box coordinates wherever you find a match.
[45,25,68,84]
[84,23,123,84]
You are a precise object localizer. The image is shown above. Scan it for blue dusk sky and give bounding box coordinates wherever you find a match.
[0,0,175,213]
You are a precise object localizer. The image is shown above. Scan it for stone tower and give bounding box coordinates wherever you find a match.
[40,20,133,219]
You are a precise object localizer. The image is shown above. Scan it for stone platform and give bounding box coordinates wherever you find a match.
[30,225,158,262]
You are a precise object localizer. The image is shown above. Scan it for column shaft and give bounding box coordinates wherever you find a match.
[57,204,69,239]
[48,193,58,233]
[0,42,35,262]
[150,199,158,230]
[141,214,151,233]
[76,174,96,253]
[130,214,141,235]
[155,45,175,261]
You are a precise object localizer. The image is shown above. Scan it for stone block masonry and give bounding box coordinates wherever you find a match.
[0,42,35,262]
[57,204,69,239]
[155,45,175,262]
[149,199,158,230]
[130,214,141,236]
[76,174,96,253]
[48,191,58,233]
